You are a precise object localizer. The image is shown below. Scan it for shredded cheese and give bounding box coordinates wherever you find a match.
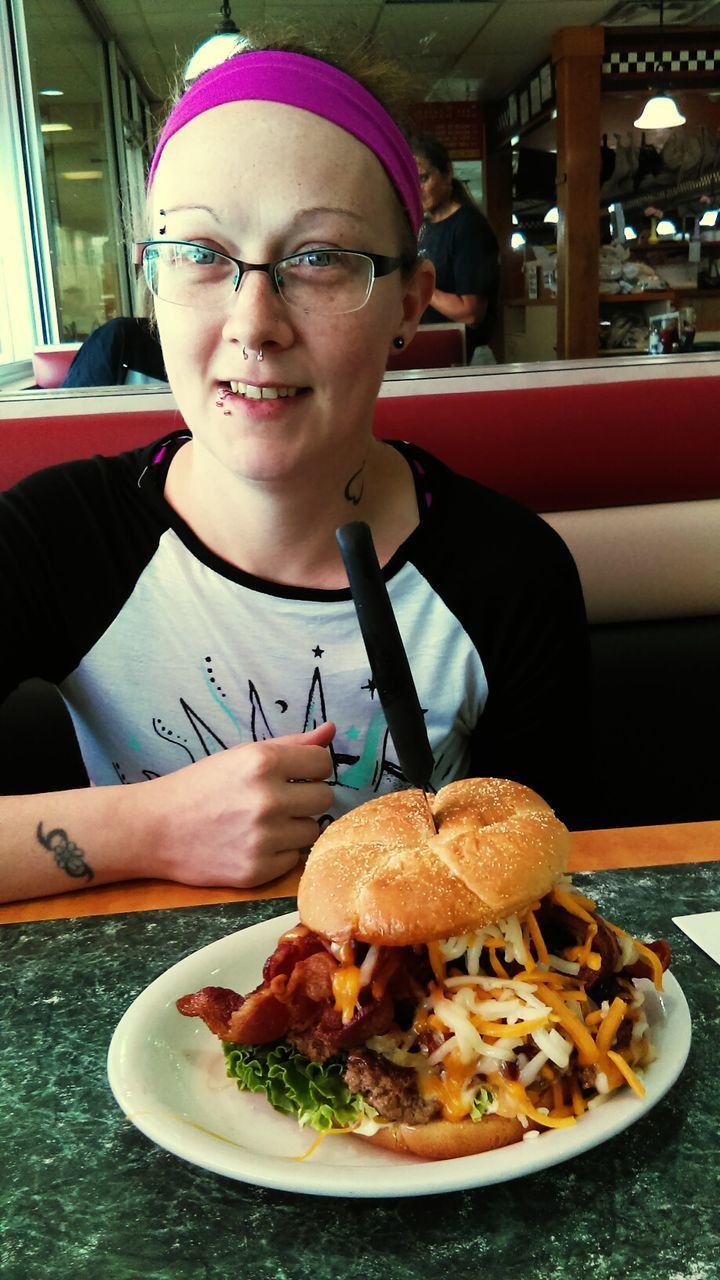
[427,940,447,985]
[473,1014,549,1038]
[330,881,659,1139]
[596,996,629,1055]
[419,1051,478,1121]
[606,924,665,989]
[291,1121,362,1162]
[607,1050,647,1097]
[630,939,665,991]
[504,1080,577,1129]
[526,909,549,965]
[533,983,600,1064]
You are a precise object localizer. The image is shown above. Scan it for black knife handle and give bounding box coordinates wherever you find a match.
[336,521,434,790]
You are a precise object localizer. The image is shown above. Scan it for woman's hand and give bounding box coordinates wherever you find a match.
[142,722,337,888]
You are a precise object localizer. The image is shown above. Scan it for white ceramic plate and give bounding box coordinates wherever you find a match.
[107,911,692,1198]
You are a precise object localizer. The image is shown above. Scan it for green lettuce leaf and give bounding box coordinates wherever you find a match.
[223,1042,369,1132]
[470,1086,493,1121]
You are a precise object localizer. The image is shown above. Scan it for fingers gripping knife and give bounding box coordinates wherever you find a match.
[336,521,437,829]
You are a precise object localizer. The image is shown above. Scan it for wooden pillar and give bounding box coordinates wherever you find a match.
[484,135,514,362]
[552,27,604,359]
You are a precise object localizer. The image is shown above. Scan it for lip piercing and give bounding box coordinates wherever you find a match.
[242,345,264,362]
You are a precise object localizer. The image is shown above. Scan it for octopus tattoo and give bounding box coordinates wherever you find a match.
[36,822,94,882]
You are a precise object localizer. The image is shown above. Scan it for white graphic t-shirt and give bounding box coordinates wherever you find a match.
[0,431,590,825]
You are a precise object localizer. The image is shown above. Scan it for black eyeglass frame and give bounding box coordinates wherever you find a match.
[133,240,406,305]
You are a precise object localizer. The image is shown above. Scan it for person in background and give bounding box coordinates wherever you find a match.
[0,34,589,905]
[410,131,500,365]
[62,316,168,387]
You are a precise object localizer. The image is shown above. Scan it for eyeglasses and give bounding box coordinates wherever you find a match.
[134,240,405,315]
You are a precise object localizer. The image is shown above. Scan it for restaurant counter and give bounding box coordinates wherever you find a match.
[3,823,719,1280]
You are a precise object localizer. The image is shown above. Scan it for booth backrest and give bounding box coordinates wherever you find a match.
[375,373,720,512]
[0,403,181,490]
[3,357,719,509]
[31,344,81,389]
[385,323,466,371]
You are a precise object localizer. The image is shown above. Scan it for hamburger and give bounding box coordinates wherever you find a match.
[177,778,671,1160]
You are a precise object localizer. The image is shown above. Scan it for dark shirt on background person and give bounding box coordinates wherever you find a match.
[419,205,500,359]
[62,317,167,388]
[409,130,501,363]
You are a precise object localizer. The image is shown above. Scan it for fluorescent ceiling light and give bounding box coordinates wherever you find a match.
[41,123,72,133]
[40,88,64,96]
[61,170,102,180]
[699,209,719,227]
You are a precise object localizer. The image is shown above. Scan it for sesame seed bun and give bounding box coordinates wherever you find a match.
[360,1113,532,1159]
[297,777,571,946]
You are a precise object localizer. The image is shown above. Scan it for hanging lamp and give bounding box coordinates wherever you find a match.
[184,2,242,83]
[633,0,686,130]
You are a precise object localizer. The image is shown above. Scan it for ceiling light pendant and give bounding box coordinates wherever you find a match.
[184,2,242,83]
[634,93,686,130]
[633,0,686,131]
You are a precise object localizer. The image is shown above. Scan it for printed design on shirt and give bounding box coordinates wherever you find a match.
[58,533,486,813]
[126,645,411,796]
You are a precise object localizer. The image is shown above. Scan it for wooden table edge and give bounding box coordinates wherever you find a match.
[1,820,718,926]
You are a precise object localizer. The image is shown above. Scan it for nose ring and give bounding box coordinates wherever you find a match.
[242,345,264,362]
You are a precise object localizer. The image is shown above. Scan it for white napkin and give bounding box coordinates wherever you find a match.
[672,912,720,966]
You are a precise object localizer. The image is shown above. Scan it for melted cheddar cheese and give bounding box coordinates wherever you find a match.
[332,964,362,1025]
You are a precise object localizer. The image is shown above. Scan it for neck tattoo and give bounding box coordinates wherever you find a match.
[344,461,366,506]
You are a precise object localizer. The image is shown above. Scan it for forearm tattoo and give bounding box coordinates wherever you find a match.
[344,460,366,506]
[36,822,94,882]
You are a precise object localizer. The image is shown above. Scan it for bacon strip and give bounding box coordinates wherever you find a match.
[176,986,246,1039]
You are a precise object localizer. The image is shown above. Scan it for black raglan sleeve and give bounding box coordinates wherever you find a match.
[409,461,592,828]
[0,448,164,699]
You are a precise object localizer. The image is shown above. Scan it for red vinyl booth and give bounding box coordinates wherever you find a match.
[386,323,466,370]
[31,344,81,389]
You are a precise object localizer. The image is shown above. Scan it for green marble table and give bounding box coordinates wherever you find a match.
[2,862,718,1280]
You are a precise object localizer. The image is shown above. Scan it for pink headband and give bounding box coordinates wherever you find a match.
[147,49,422,235]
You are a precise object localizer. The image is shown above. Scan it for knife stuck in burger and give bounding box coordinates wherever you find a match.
[177,777,671,1161]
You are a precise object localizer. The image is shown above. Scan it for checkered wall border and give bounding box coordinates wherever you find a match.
[603,48,720,75]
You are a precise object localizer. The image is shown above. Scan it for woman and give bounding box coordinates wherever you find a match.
[0,38,589,904]
[411,130,500,364]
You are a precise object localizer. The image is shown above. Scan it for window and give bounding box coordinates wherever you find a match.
[21,0,128,341]
[0,0,40,380]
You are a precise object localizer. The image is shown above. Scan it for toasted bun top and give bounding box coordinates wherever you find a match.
[297,777,570,945]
